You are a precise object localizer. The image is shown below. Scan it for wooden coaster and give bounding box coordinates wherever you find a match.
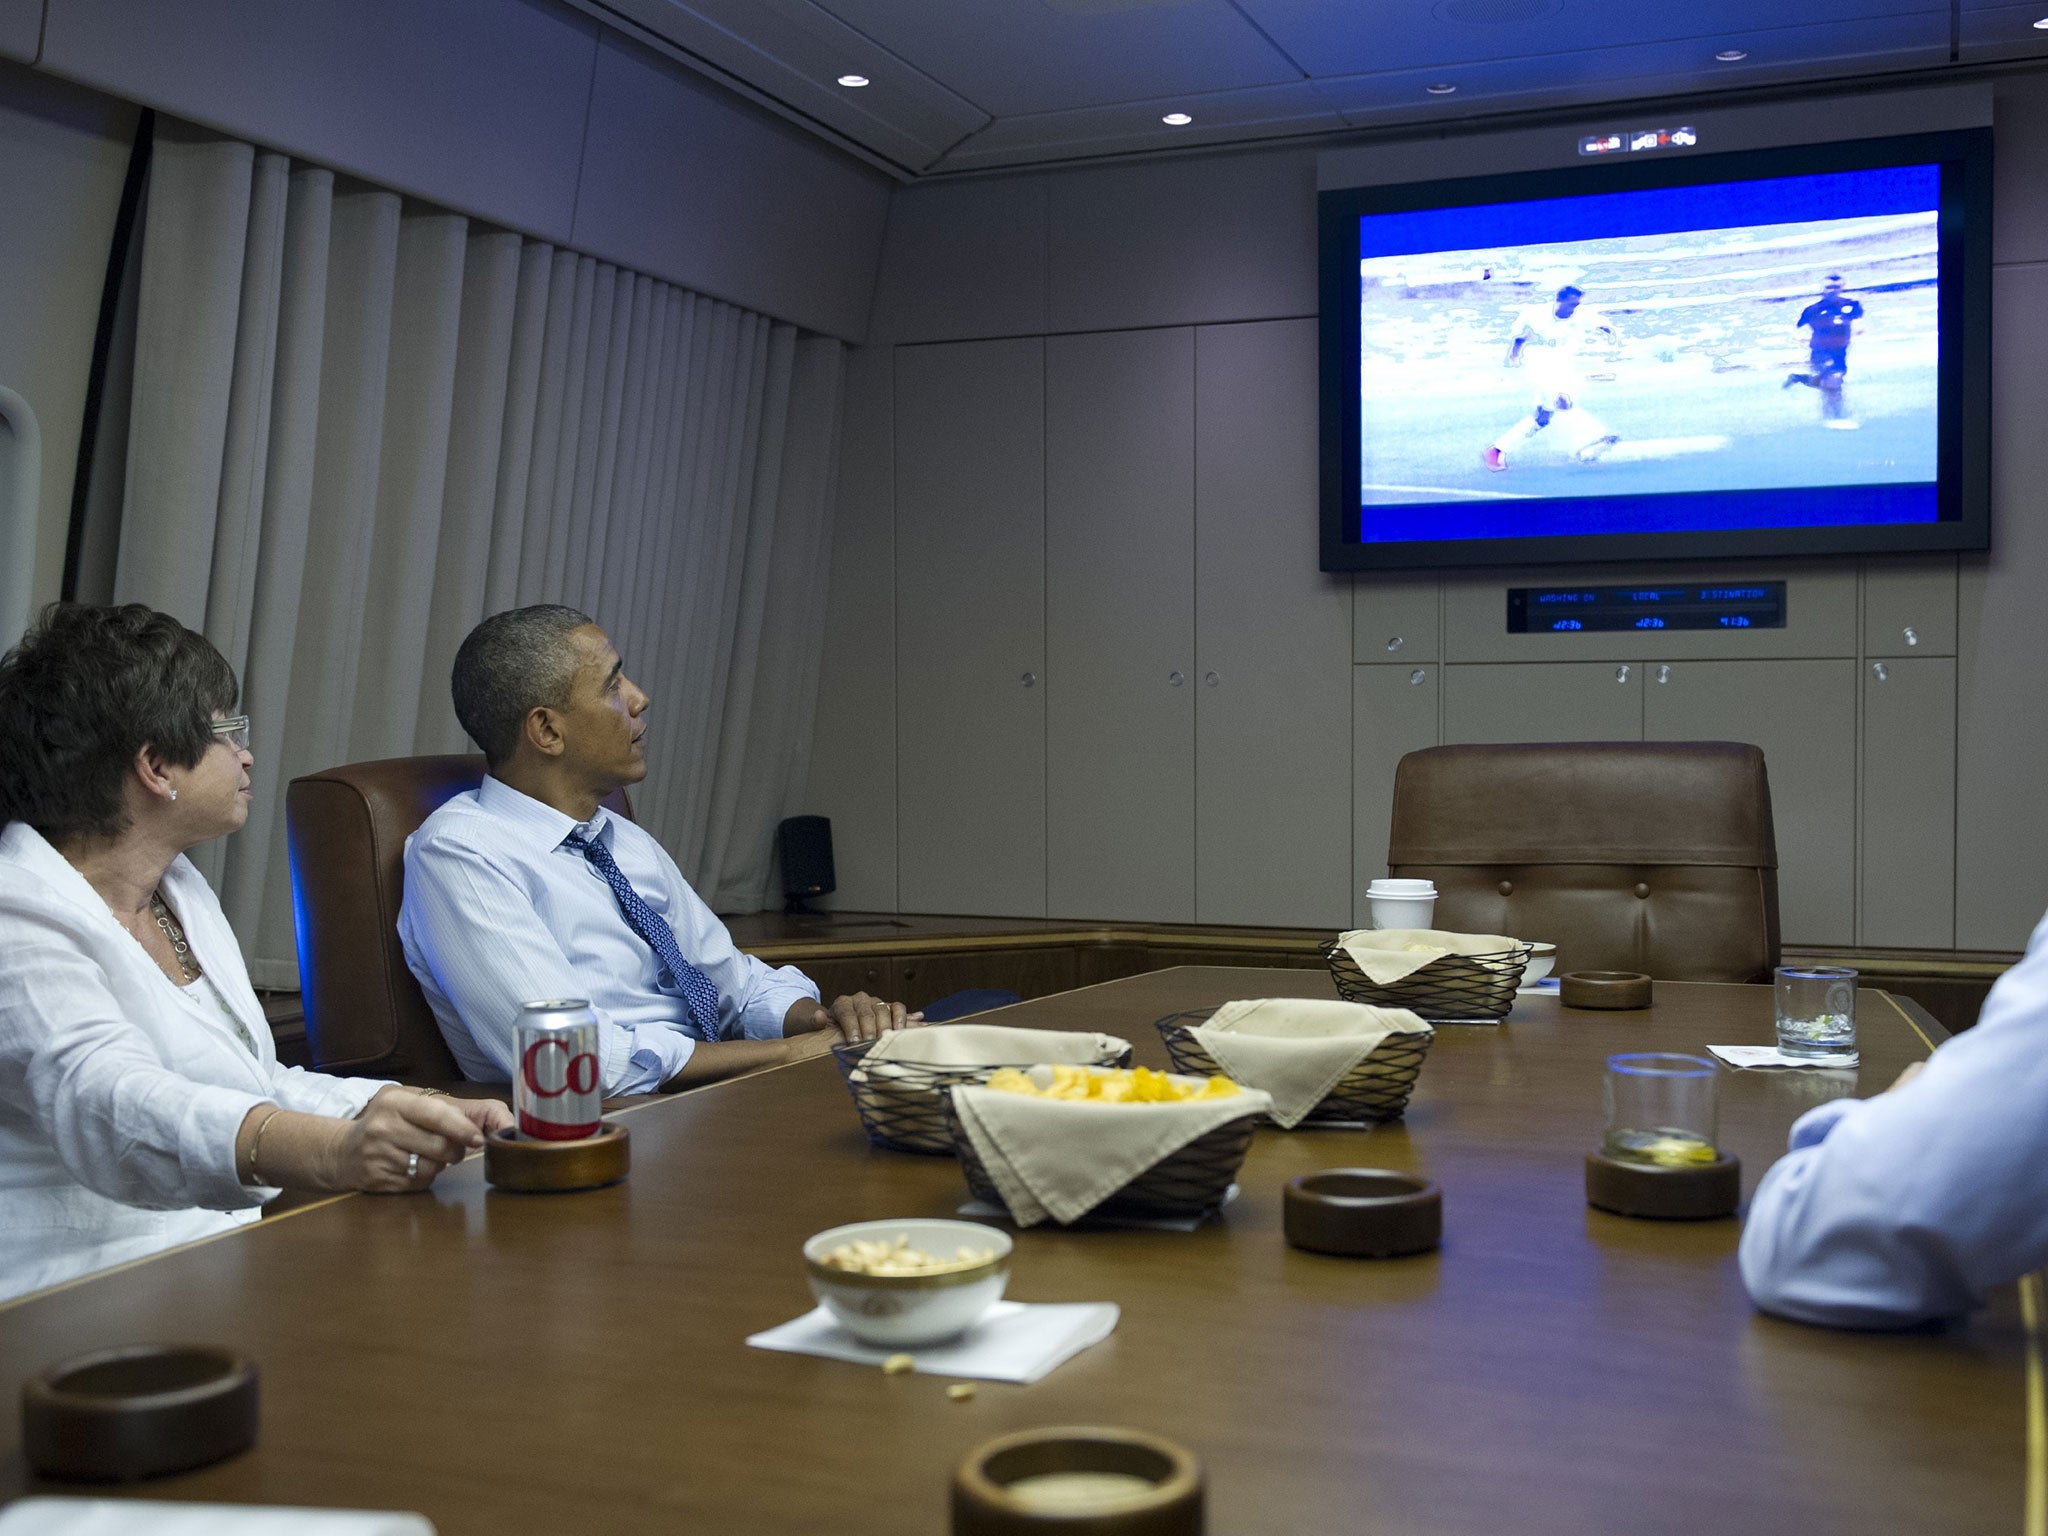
[1283,1169,1441,1257]
[483,1121,630,1192]
[1585,1150,1741,1220]
[23,1344,258,1481]
[1559,971,1654,1010]
[953,1425,1204,1534]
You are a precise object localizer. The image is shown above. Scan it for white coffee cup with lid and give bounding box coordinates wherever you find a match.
[1366,878,1438,930]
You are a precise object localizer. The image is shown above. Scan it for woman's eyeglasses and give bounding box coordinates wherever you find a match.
[210,715,252,753]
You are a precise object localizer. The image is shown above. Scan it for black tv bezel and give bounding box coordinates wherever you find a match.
[1318,127,1993,573]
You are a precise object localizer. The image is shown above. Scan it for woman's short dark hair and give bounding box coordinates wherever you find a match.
[0,603,238,840]
[451,605,593,768]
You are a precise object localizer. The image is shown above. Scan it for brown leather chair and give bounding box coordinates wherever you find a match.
[285,754,632,1086]
[1386,742,1780,983]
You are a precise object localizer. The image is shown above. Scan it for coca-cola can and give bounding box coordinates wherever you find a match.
[513,999,602,1141]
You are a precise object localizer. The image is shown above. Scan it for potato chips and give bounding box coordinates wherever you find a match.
[983,1064,1240,1103]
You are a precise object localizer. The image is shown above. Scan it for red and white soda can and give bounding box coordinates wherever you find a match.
[513,999,602,1141]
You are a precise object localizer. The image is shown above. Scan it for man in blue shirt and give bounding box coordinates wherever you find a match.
[1740,907,2048,1327]
[1783,275,1865,428]
[400,605,921,1094]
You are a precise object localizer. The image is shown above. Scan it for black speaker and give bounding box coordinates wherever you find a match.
[779,815,835,914]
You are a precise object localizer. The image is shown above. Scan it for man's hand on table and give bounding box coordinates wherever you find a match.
[783,992,924,1043]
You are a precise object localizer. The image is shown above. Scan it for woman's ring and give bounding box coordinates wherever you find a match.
[406,1152,420,1179]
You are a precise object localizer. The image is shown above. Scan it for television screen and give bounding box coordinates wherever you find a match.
[1319,129,1990,571]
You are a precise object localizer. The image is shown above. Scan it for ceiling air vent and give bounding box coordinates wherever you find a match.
[1433,0,1564,22]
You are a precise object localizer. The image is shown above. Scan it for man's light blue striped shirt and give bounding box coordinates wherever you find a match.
[398,776,818,1093]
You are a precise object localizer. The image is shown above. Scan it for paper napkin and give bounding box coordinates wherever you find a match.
[747,1300,1118,1384]
[1708,1044,1860,1070]
[0,1504,434,1536]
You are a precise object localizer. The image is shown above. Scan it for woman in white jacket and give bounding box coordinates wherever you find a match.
[0,603,512,1302]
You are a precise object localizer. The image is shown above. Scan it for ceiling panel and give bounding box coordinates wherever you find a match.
[592,0,987,169]
[1239,0,1947,77]
[814,0,1302,115]
[0,0,39,63]
[935,79,1344,171]
[1313,12,1952,127]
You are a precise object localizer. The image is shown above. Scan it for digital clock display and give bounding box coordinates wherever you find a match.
[1506,582,1786,633]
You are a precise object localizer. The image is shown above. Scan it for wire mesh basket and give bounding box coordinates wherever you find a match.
[1319,938,1531,1023]
[832,1036,1133,1155]
[940,1088,1260,1223]
[1153,1009,1434,1126]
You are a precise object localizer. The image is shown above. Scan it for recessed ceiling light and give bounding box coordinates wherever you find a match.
[2034,15,2048,27]
[1715,48,1748,62]
[837,74,870,88]
[1426,82,1458,95]
[1162,111,1193,125]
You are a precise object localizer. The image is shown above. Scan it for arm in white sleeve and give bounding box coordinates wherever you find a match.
[1740,926,2048,1328]
[0,913,268,1213]
[649,845,819,1041]
[402,836,694,1094]
[261,1063,385,1120]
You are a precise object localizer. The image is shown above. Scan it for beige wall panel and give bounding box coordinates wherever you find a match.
[0,0,39,62]
[1443,563,1858,663]
[1993,71,2048,267]
[1195,319,1352,929]
[1353,664,1440,922]
[1045,327,1196,922]
[896,339,1047,917]
[1861,657,1956,948]
[1440,661,1642,746]
[1644,659,1857,947]
[1355,577,1438,664]
[0,60,135,626]
[1958,263,2048,950]
[573,33,891,341]
[42,0,596,245]
[869,174,1049,345]
[1048,145,1317,334]
[1863,557,1956,657]
[807,344,895,911]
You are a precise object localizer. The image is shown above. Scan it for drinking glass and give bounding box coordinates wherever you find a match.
[1603,1053,1719,1167]
[1774,965,1857,1058]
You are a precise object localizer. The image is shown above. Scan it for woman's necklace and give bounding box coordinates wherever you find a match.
[148,890,201,984]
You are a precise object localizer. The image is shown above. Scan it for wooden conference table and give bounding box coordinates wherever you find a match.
[0,968,2030,1535]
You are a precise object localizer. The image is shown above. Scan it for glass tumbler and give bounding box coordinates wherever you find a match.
[1774,965,1857,1059]
[1603,1053,1720,1167]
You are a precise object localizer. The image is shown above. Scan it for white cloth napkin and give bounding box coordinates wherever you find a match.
[951,1071,1271,1227]
[1337,928,1525,986]
[854,1023,1129,1074]
[1189,998,1432,1129]
[1708,1044,1860,1069]
[747,1300,1119,1383]
[0,1504,433,1535]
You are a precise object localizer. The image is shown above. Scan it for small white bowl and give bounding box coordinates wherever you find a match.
[803,1218,1013,1348]
[1518,941,1558,991]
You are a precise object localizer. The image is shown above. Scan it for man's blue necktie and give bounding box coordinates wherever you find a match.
[562,829,723,1042]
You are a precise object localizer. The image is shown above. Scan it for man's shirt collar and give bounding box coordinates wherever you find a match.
[477,774,616,852]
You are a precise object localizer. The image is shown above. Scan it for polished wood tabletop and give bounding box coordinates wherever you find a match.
[0,969,2031,1535]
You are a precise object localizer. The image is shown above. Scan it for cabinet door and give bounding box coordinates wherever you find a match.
[1644,659,1857,946]
[1195,319,1353,928]
[1354,663,1441,924]
[1864,558,1956,657]
[897,340,1047,916]
[894,948,1080,1012]
[1440,662,1642,746]
[1046,328,1196,921]
[1861,657,1956,947]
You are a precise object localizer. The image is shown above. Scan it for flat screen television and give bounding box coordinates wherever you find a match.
[1318,128,1991,572]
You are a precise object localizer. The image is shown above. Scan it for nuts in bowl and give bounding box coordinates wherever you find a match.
[802,1218,1013,1348]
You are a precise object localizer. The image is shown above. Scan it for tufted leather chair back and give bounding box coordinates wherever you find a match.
[285,755,632,1084]
[1386,742,1779,983]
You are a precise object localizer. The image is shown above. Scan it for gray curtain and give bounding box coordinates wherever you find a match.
[110,120,843,986]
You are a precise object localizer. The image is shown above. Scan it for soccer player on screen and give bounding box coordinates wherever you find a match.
[1784,275,1864,429]
[1482,285,1622,471]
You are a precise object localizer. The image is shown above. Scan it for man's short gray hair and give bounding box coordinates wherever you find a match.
[450,605,594,767]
